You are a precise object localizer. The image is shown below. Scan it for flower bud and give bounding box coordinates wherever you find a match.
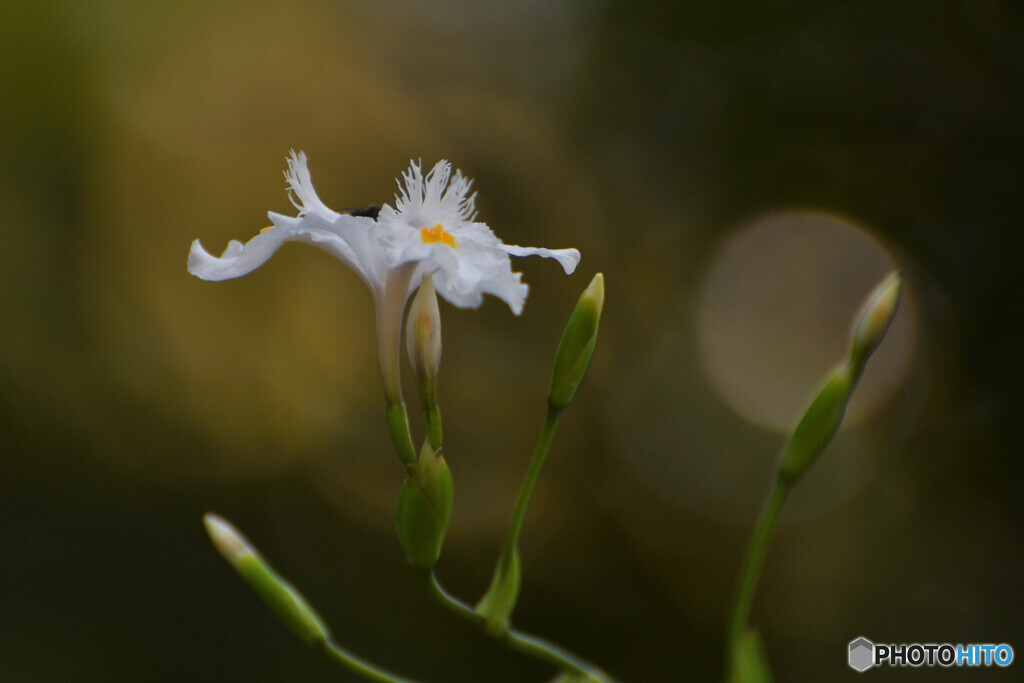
[203,514,330,644]
[548,273,604,412]
[850,271,903,371]
[777,271,904,485]
[407,274,443,448]
[407,274,442,389]
[395,443,453,570]
[776,366,853,485]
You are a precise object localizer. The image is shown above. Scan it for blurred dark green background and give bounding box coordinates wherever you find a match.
[2,0,1022,680]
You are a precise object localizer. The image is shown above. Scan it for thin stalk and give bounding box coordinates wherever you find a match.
[422,570,480,622]
[503,629,613,682]
[321,638,419,683]
[499,407,561,569]
[422,571,617,682]
[416,407,617,679]
[726,477,791,676]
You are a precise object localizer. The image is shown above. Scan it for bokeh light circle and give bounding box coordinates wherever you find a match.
[697,210,915,433]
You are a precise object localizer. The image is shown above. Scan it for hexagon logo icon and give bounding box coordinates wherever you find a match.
[849,637,874,672]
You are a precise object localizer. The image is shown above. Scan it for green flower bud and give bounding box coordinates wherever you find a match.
[776,365,854,484]
[395,443,453,570]
[548,273,604,412]
[850,271,903,371]
[474,548,521,636]
[407,274,443,448]
[203,514,330,644]
[777,271,904,484]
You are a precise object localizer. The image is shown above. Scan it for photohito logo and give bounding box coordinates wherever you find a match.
[848,637,1014,671]
[849,638,875,672]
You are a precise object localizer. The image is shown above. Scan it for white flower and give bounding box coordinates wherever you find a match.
[188,150,392,293]
[377,159,580,315]
[188,151,581,429]
[189,151,417,410]
[189,152,579,311]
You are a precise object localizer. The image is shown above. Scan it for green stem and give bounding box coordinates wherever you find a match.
[503,629,611,682]
[422,570,480,622]
[386,400,418,465]
[321,638,420,683]
[500,407,561,568]
[414,407,616,681]
[726,476,791,677]
[422,572,616,682]
[422,404,443,450]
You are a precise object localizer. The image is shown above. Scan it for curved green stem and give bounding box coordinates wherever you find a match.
[503,629,612,682]
[321,638,420,683]
[726,476,791,677]
[422,571,616,682]
[472,408,562,634]
[415,406,616,679]
[422,570,480,622]
[501,407,561,567]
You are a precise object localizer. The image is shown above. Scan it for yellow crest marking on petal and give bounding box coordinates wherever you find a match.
[260,226,274,234]
[420,223,457,249]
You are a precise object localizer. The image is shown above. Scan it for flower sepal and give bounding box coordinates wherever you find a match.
[395,443,453,570]
[474,548,521,636]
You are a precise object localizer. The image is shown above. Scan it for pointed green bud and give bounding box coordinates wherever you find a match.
[850,271,903,371]
[548,273,604,412]
[395,443,453,570]
[475,548,521,636]
[203,514,330,644]
[777,271,904,485]
[407,274,443,448]
[776,365,854,484]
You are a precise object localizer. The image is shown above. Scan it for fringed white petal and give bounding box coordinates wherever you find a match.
[284,150,339,221]
[189,229,289,282]
[502,245,581,274]
[389,160,476,229]
[414,224,532,314]
[190,152,581,319]
[188,211,382,289]
[431,268,530,315]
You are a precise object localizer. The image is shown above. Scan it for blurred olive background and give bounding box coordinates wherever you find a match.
[3,0,1023,680]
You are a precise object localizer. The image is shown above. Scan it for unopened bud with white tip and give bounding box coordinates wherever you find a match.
[407,273,443,448]
[850,271,903,370]
[777,271,904,485]
[203,513,330,644]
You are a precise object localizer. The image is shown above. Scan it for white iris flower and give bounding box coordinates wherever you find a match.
[189,151,579,403]
[376,159,580,314]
